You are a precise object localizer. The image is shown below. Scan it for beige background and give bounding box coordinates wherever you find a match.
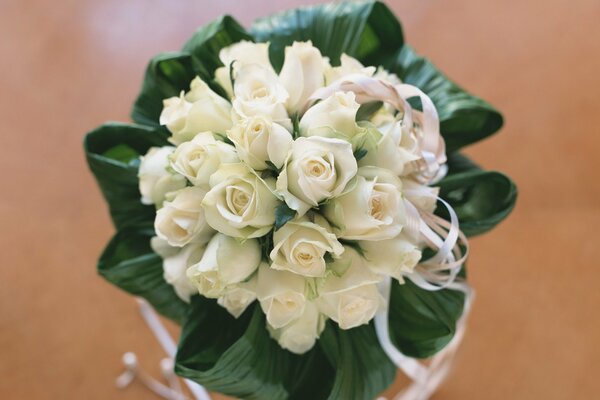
[1,0,599,399]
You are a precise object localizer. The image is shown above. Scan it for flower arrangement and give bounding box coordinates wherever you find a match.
[85,1,516,399]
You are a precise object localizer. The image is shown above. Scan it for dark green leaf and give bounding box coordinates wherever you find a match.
[131,52,198,127]
[251,1,404,70]
[131,17,251,127]
[98,227,188,323]
[353,147,368,161]
[176,301,335,399]
[84,122,169,229]
[388,279,465,358]
[319,321,396,400]
[274,202,296,230]
[384,45,503,152]
[182,15,252,76]
[438,169,517,236]
[356,101,383,121]
[446,152,480,175]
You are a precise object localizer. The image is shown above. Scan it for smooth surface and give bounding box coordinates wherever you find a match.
[0,0,598,399]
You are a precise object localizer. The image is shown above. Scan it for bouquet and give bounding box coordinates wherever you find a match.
[85,1,516,399]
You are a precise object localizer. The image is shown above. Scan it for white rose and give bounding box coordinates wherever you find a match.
[151,237,205,303]
[214,41,274,98]
[324,53,376,85]
[267,301,324,354]
[227,116,293,170]
[270,214,344,277]
[360,235,422,283]
[160,77,232,145]
[217,276,257,318]
[322,167,406,241]
[316,247,383,329]
[138,146,186,206]
[154,186,214,247]
[402,179,440,214]
[202,163,279,238]
[299,91,360,140]
[276,136,357,216]
[374,66,402,86]
[256,263,306,329]
[170,132,238,187]
[187,233,261,298]
[359,120,420,176]
[232,64,290,127]
[279,41,326,114]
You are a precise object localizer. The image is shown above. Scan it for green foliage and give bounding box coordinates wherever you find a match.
[84,122,168,229]
[439,167,518,237]
[98,227,188,323]
[388,279,465,358]
[274,203,296,230]
[176,300,335,399]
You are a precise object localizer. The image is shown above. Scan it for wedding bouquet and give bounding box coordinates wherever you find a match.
[85,1,516,399]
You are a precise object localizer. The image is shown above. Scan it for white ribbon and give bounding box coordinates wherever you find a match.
[116,299,212,400]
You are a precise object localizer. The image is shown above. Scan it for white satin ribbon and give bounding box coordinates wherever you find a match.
[115,299,212,400]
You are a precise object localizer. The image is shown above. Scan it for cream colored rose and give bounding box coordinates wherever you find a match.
[279,41,326,113]
[315,247,383,329]
[361,235,421,283]
[323,167,406,241]
[217,276,257,318]
[214,41,274,98]
[154,186,214,247]
[299,91,360,139]
[138,146,186,206]
[187,233,261,298]
[359,120,420,176]
[267,301,325,354]
[227,116,293,170]
[151,237,205,303]
[170,132,238,187]
[270,215,344,277]
[324,54,376,85]
[276,136,357,216]
[232,64,290,127]
[402,179,440,214]
[202,163,279,238]
[374,66,402,86]
[160,77,232,145]
[256,263,306,329]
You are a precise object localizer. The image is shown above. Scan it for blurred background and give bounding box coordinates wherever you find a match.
[0,0,598,399]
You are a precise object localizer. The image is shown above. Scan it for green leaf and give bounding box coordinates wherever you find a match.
[356,101,383,121]
[446,152,480,175]
[353,147,368,161]
[131,52,198,127]
[131,16,251,127]
[384,45,503,152]
[438,169,517,236]
[176,300,335,399]
[274,203,296,230]
[98,227,188,323]
[251,1,404,70]
[182,15,253,76]
[319,321,396,400]
[84,122,169,229]
[388,279,465,358]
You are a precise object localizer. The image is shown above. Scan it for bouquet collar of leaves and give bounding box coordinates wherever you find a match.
[85,2,516,399]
